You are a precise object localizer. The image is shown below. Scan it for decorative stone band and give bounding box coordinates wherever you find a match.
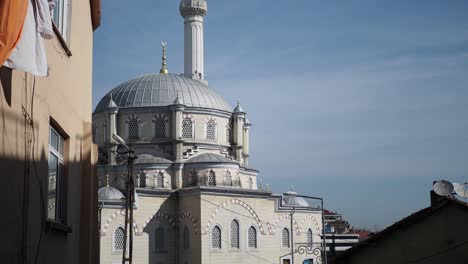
[300,214,321,235]
[141,211,176,234]
[202,198,267,235]
[101,210,140,236]
[178,211,198,234]
[272,213,301,236]
[180,8,207,17]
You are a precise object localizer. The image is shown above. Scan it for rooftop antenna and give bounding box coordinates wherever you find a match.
[433,180,454,196]
[453,182,468,198]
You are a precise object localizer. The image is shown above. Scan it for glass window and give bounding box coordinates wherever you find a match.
[230,220,239,248]
[212,226,221,249]
[282,228,290,248]
[183,226,190,250]
[154,115,167,138]
[207,170,216,186]
[155,227,165,251]
[206,119,216,140]
[48,127,64,223]
[114,227,125,251]
[182,117,193,138]
[52,0,70,39]
[248,226,257,248]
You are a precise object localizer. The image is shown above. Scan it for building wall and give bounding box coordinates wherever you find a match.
[0,0,98,263]
[338,204,468,264]
[99,191,323,264]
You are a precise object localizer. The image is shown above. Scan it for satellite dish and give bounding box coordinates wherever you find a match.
[453,182,468,198]
[433,180,454,196]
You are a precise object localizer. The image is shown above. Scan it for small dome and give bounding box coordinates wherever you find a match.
[94,73,231,113]
[282,191,311,207]
[134,154,173,164]
[98,186,125,200]
[185,153,238,164]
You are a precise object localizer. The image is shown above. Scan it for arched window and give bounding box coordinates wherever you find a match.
[156,172,164,188]
[154,115,167,138]
[206,118,216,140]
[155,227,165,251]
[248,226,257,248]
[182,117,193,139]
[248,177,253,189]
[211,226,222,249]
[139,171,146,188]
[113,227,125,251]
[224,171,232,186]
[183,226,190,250]
[230,220,240,248]
[282,228,290,248]
[190,169,198,186]
[207,170,216,186]
[128,116,140,140]
[307,228,313,245]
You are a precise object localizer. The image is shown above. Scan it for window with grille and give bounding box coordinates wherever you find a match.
[154,116,167,138]
[211,226,221,249]
[248,226,257,248]
[128,117,140,140]
[206,119,216,140]
[224,171,232,186]
[113,227,125,251]
[282,228,290,248]
[183,226,190,250]
[190,170,198,186]
[307,229,313,245]
[139,171,146,188]
[230,220,240,248]
[182,117,193,138]
[226,123,232,143]
[156,172,164,188]
[248,177,253,189]
[155,227,165,251]
[207,170,216,186]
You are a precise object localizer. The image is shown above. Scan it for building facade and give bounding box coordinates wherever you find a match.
[0,0,101,263]
[96,1,324,264]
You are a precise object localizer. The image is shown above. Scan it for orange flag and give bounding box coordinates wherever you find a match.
[0,0,29,66]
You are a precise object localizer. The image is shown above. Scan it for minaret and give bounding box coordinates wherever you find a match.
[179,0,207,81]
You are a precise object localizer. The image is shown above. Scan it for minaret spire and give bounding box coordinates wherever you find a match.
[160,41,168,74]
[179,0,207,81]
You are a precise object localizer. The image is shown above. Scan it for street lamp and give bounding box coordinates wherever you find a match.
[282,189,328,264]
[113,134,137,264]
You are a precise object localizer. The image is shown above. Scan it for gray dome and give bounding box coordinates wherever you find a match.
[282,191,311,207]
[185,153,238,164]
[98,186,125,200]
[94,73,231,113]
[134,154,173,164]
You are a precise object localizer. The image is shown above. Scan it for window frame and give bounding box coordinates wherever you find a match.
[207,170,216,186]
[127,115,140,141]
[205,118,217,141]
[210,225,223,251]
[51,0,72,55]
[281,228,290,249]
[247,225,258,250]
[182,116,194,139]
[112,226,126,253]
[229,219,240,250]
[154,226,166,252]
[47,126,66,225]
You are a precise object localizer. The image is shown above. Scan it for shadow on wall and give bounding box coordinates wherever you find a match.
[142,196,177,264]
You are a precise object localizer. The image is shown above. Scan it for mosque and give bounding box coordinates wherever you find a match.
[94,1,324,263]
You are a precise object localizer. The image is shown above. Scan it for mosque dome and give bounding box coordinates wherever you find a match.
[98,186,125,200]
[94,73,231,113]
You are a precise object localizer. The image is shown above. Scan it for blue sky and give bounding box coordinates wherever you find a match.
[93,0,468,229]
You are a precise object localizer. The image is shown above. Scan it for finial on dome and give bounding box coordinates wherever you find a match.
[233,100,245,113]
[106,174,110,187]
[173,91,183,105]
[160,41,169,74]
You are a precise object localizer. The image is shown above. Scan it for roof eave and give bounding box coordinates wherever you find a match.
[90,0,101,30]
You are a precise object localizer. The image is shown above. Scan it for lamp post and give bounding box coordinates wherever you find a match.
[282,190,328,264]
[112,134,137,264]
